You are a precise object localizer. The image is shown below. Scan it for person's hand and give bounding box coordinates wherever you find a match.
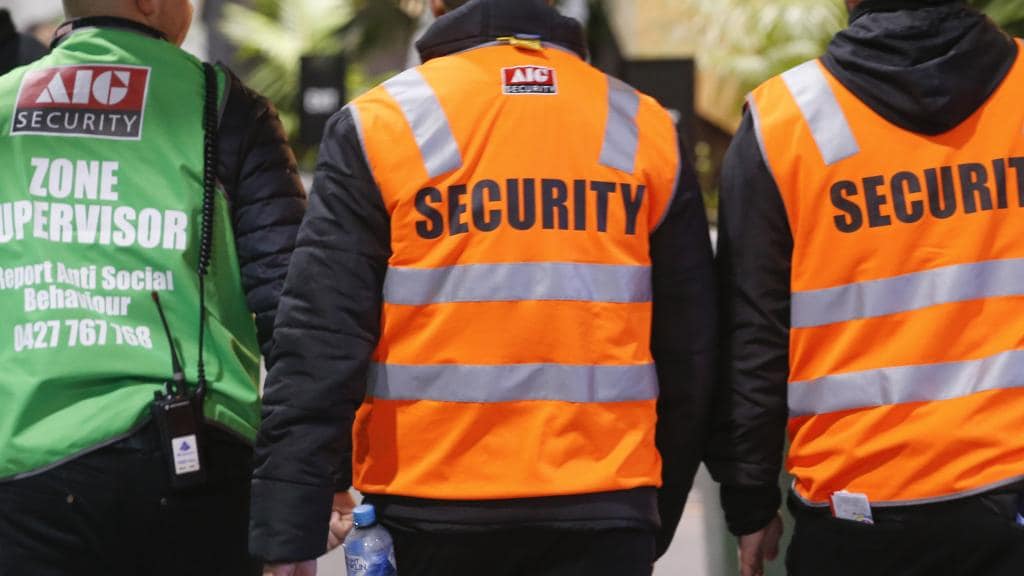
[738,513,783,576]
[262,561,316,576]
[327,491,357,551]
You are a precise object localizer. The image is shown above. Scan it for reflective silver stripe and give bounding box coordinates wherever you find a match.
[792,258,1024,328]
[368,363,659,403]
[599,76,640,173]
[383,262,651,305]
[745,94,780,185]
[383,68,462,178]
[781,60,859,166]
[345,104,372,172]
[789,349,1024,417]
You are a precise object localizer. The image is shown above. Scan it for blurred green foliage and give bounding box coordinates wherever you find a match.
[220,0,414,137]
[221,0,352,133]
[693,0,846,96]
[971,0,1024,35]
[694,0,1024,100]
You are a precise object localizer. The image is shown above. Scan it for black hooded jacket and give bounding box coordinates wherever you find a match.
[0,9,47,74]
[705,0,1018,536]
[250,0,717,564]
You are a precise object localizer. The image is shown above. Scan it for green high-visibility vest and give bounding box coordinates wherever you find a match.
[0,26,261,479]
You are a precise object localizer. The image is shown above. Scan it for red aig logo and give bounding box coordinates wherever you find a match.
[502,66,557,95]
[11,65,151,139]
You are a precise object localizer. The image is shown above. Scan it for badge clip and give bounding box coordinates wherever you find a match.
[498,34,543,51]
[830,490,874,525]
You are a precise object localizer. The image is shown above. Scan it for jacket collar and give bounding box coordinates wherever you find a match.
[416,0,587,63]
[52,16,166,49]
[849,0,962,23]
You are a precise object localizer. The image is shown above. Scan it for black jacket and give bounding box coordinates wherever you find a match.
[54,18,307,360]
[250,0,716,563]
[705,0,1018,536]
[219,69,308,360]
[0,9,47,75]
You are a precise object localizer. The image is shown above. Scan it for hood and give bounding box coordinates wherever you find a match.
[822,0,1017,135]
[416,0,587,63]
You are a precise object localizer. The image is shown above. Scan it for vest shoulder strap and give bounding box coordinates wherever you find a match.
[599,75,640,174]
[752,59,860,167]
[381,67,463,179]
[781,60,859,166]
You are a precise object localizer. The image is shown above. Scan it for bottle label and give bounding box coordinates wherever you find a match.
[346,556,368,574]
[345,553,396,576]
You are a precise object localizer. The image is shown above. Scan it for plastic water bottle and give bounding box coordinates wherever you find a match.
[343,504,397,576]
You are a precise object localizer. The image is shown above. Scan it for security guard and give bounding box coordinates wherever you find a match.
[708,1,1024,575]
[0,1,305,574]
[249,0,716,574]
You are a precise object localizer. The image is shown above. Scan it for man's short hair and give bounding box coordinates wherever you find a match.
[62,0,119,17]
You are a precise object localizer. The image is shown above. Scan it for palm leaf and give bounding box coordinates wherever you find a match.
[219,0,356,135]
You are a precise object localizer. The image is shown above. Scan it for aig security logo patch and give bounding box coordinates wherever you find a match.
[502,66,557,95]
[11,65,151,139]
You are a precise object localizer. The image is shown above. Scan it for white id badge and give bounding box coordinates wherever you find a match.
[172,434,201,475]
[830,490,875,524]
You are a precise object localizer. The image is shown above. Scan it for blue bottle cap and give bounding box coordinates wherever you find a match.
[352,504,377,527]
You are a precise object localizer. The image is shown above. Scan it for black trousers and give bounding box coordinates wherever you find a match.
[0,422,260,576]
[787,491,1024,576]
[386,527,656,576]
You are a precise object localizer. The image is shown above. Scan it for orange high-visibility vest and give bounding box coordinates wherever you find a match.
[750,41,1024,507]
[346,41,680,500]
